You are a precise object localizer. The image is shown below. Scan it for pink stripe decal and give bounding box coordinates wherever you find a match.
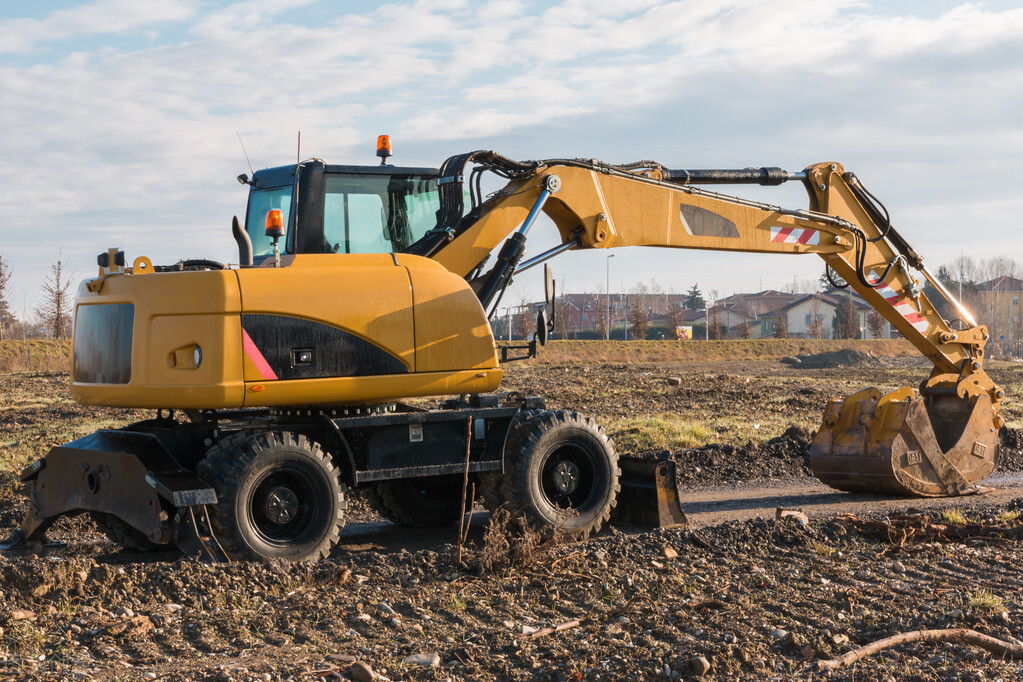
[242,329,278,380]
[773,227,794,242]
[796,229,815,245]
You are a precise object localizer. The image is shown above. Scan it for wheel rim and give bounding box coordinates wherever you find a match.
[248,465,325,547]
[540,443,597,510]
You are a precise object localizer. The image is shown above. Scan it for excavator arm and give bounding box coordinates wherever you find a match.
[415,153,1003,497]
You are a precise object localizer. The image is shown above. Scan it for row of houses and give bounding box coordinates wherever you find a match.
[533,290,894,340]
[502,276,1023,343]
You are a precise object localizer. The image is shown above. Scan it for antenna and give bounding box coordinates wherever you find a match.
[236,131,254,177]
[297,131,301,163]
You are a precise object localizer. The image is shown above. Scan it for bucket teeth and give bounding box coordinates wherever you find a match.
[809,386,999,497]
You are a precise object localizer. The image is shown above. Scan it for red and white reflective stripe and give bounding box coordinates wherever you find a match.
[242,329,278,380]
[871,272,929,334]
[771,226,819,245]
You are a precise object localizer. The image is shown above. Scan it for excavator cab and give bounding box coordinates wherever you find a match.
[239,161,443,262]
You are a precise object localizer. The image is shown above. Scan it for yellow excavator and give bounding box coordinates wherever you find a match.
[4,137,1003,561]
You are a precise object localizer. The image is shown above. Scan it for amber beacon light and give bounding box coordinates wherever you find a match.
[376,135,392,164]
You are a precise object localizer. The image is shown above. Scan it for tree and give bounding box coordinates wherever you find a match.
[866,310,886,339]
[37,257,74,339]
[555,298,570,339]
[774,314,789,339]
[832,294,860,339]
[685,284,706,310]
[806,295,825,340]
[0,254,13,340]
[628,299,649,340]
[666,302,686,338]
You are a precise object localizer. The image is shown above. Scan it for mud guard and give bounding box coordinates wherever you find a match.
[13,430,217,547]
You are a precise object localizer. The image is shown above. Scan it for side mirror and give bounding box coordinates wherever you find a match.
[544,264,556,335]
[535,309,549,346]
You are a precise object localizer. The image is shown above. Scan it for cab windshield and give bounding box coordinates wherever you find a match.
[245,172,441,258]
[323,173,439,254]
[246,185,293,259]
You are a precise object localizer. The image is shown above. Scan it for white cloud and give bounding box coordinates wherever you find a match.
[0,0,200,55]
[1,0,1022,310]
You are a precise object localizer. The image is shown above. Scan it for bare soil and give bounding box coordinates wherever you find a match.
[2,355,1023,680]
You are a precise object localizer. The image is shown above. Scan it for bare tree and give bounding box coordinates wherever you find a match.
[866,310,886,339]
[774,314,789,339]
[628,299,649,339]
[666,302,686,338]
[738,302,754,339]
[806,295,825,340]
[831,294,860,339]
[555,298,570,339]
[0,253,13,341]
[784,275,818,295]
[37,257,74,339]
[707,289,721,340]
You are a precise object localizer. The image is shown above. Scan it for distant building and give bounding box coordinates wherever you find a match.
[500,287,903,340]
[977,276,1023,351]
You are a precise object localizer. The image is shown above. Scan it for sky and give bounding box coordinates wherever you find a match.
[1,0,1022,316]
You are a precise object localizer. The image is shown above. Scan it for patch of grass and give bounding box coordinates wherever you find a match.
[996,509,1021,524]
[610,414,715,452]
[941,509,969,525]
[0,340,71,373]
[968,590,1006,613]
[809,540,837,557]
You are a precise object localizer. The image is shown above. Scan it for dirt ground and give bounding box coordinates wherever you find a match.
[3,355,1023,680]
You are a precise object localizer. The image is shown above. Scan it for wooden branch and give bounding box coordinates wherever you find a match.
[818,628,1023,671]
[523,619,581,639]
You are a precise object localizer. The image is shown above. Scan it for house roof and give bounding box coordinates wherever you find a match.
[978,276,1023,293]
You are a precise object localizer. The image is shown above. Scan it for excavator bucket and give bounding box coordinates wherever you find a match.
[611,455,688,527]
[809,385,1000,497]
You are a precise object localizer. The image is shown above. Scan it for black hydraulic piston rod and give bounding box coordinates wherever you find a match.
[662,167,806,186]
[477,174,561,311]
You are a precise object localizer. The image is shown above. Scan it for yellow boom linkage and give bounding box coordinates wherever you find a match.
[428,155,1002,497]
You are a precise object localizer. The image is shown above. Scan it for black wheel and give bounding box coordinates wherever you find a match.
[479,409,545,513]
[369,475,470,527]
[91,512,161,552]
[501,410,619,539]
[477,472,505,513]
[196,431,346,561]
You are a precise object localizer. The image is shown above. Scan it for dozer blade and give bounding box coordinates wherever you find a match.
[809,386,999,497]
[611,455,688,528]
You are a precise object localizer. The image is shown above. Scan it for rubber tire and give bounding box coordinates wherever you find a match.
[196,431,346,562]
[500,410,620,539]
[368,475,470,527]
[479,410,546,513]
[92,512,161,552]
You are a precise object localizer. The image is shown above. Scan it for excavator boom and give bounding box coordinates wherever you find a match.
[419,153,1002,497]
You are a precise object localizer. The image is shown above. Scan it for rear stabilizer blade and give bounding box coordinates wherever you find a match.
[611,455,688,528]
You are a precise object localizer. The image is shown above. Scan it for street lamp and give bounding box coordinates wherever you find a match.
[605,254,615,340]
